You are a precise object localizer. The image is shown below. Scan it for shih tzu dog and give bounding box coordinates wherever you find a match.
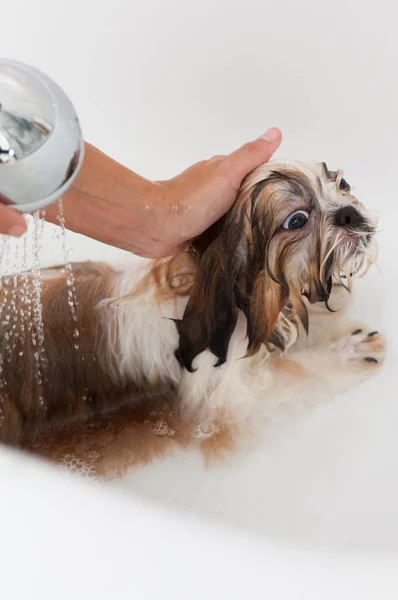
[0,160,385,478]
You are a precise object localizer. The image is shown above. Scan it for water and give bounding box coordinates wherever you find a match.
[57,199,80,352]
[55,200,86,403]
[0,236,11,421]
[0,200,81,418]
[30,211,47,403]
[17,234,30,359]
[0,215,47,406]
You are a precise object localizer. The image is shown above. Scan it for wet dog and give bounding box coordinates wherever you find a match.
[0,161,385,478]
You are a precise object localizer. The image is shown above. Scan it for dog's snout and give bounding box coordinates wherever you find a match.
[334,206,364,229]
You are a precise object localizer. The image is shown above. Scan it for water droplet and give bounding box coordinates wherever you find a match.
[0,206,81,411]
[57,199,80,356]
[25,212,47,399]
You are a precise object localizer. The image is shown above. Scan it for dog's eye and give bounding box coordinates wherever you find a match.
[282,210,310,231]
[339,178,350,191]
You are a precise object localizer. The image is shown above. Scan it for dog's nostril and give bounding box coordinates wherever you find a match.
[334,206,364,229]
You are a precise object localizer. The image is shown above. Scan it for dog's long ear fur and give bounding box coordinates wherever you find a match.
[174,181,290,371]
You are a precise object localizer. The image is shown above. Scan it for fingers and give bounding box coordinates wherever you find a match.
[0,204,27,237]
[225,127,282,186]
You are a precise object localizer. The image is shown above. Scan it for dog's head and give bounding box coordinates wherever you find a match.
[175,160,378,371]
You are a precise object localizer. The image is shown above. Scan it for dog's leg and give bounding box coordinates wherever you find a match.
[272,324,386,401]
[214,323,385,450]
[173,321,386,465]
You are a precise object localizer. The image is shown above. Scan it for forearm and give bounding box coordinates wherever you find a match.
[46,143,161,255]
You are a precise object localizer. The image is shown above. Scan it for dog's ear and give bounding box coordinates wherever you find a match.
[174,213,244,372]
[174,193,290,371]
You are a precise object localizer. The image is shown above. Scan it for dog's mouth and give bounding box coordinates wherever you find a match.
[300,275,333,305]
[300,237,374,306]
[327,242,375,296]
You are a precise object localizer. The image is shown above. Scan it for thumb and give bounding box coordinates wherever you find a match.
[225,127,282,186]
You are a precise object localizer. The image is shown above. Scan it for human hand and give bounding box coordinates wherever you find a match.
[0,204,27,237]
[47,129,281,258]
[148,127,282,256]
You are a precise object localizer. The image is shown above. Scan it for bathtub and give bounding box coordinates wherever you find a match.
[1,0,398,597]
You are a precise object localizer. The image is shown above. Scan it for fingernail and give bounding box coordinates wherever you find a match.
[9,223,27,237]
[261,127,281,142]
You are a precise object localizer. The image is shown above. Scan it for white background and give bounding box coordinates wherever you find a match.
[2,0,398,597]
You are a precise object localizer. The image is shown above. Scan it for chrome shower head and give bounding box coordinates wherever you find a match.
[0,58,84,213]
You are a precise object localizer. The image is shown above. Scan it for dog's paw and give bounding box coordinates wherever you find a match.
[330,328,386,370]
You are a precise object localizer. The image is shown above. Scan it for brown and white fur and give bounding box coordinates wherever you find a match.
[0,160,386,478]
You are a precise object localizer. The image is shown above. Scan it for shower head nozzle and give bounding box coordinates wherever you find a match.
[0,58,84,213]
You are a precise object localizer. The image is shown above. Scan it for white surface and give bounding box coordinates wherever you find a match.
[2,446,398,600]
[2,0,398,597]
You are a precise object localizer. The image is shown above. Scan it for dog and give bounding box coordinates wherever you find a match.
[0,160,386,478]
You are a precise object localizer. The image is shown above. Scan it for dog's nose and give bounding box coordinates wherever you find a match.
[334,206,364,229]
